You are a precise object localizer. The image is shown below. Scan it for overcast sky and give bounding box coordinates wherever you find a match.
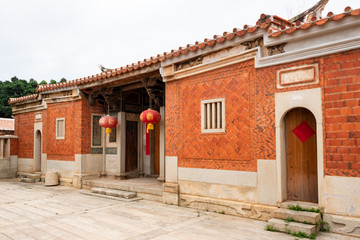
[1,0,359,82]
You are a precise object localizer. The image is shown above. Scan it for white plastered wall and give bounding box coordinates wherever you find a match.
[275,88,324,206]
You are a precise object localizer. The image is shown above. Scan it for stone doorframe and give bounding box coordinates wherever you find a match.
[275,88,324,207]
[33,121,45,173]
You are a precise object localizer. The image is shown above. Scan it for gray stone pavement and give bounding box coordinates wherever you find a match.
[0,179,357,240]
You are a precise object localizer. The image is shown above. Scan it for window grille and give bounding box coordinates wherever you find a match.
[201,98,225,133]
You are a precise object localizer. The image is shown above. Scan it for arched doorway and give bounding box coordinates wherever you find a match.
[34,130,42,172]
[284,107,318,203]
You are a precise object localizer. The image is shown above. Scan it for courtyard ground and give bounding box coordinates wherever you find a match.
[0,179,356,240]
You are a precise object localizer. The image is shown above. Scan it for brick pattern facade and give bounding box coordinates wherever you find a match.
[11,50,360,176]
[15,112,35,158]
[44,99,104,160]
[45,101,76,161]
[323,49,360,177]
[166,49,360,176]
[10,138,18,156]
[13,98,104,162]
[166,60,275,172]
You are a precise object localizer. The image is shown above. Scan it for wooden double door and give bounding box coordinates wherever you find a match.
[125,120,160,175]
[285,108,318,203]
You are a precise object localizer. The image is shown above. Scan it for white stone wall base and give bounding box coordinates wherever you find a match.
[73,173,99,189]
[324,214,360,237]
[59,177,73,187]
[179,180,257,203]
[179,194,276,221]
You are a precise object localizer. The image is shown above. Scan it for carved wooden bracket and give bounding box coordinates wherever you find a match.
[89,87,123,112]
[142,78,163,107]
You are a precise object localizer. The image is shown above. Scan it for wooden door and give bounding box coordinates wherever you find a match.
[285,108,318,203]
[154,123,160,175]
[126,121,138,172]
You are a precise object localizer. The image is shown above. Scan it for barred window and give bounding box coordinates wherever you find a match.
[201,98,225,133]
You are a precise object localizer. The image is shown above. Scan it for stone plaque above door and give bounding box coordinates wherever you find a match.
[277,63,319,89]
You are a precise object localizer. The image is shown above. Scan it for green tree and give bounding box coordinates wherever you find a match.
[0,77,37,117]
[0,77,70,117]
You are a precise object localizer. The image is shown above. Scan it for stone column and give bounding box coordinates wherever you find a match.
[118,112,126,179]
[157,106,165,182]
[101,122,107,176]
[0,139,3,158]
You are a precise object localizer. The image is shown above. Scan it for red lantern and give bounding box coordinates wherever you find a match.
[140,108,161,155]
[140,108,161,133]
[99,115,118,134]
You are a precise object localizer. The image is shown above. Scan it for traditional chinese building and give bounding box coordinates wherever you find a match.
[8,3,360,237]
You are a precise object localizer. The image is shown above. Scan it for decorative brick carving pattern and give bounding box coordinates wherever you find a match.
[166,60,276,172]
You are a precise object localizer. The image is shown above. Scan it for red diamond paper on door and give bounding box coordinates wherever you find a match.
[292,121,315,143]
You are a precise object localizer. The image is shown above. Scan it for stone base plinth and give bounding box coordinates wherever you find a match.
[163,182,179,205]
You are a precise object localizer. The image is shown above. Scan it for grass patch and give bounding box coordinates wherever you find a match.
[284,217,313,225]
[265,225,280,232]
[288,205,321,214]
[290,231,317,239]
[319,220,330,232]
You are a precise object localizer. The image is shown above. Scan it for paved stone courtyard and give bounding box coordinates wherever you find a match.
[0,179,356,240]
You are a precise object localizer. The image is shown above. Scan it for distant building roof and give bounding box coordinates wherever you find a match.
[0,118,14,131]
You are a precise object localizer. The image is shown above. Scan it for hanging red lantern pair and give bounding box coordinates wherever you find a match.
[140,108,161,155]
[98,109,160,156]
[99,115,118,134]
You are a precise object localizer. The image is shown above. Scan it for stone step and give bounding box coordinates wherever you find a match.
[280,201,318,211]
[91,187,137,199]
[18,172,41,180]
[82,179,163,202]
[274,208,321,224]
[267,218,317,236]
[81,190,142,202]
[20,178,35,183]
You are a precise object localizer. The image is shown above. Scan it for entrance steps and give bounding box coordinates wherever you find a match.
[266,201,321,237]
[18,172,42,183]
[81,187,142,202]
[82,178,163,202]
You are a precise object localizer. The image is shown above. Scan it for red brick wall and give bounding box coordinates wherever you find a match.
[323,49,360,177]
[44,99,103,160]
[14,112,35,158]
[166,49,360,176]
[10,138,18,156]
[13,98,104,161]
[45,101,76,160]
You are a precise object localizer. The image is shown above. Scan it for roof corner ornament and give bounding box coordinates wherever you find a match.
[289,0,329,23]
[98,64,112,72]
